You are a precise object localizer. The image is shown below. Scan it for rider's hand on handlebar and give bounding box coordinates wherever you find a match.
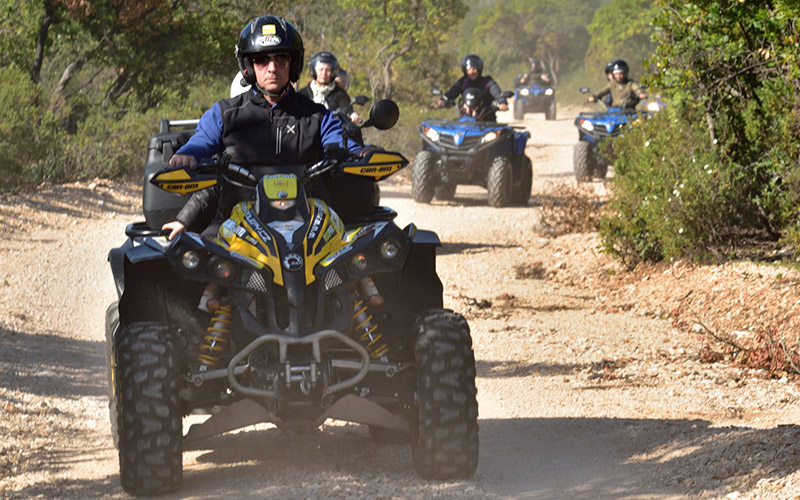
[587,95,597,103]
[357,145,385,158]
[435,98,446,108]
[161,220,186,240]
[349,111,363,124]
[498,103,509,111]
[169,153,198,169]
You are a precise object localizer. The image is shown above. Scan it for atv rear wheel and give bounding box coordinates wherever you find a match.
[487,155,513,207]
[512,156,533,206]
[573,141,596,182]
[545,100,557,121]
[513,99,525,121]
[411,310,478,480]
[434,182,457,201]
[411,150,437,203]
[116,321,183,496]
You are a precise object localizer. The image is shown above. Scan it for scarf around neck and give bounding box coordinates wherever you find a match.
[310,80,336,108]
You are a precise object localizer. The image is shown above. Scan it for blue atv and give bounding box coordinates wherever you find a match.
[412,88,532,207]
[512,77,556,121]
[572,87,663,181]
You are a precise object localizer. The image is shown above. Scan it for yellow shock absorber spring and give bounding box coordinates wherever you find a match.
[353,299,388,359]
[198,298,232,369]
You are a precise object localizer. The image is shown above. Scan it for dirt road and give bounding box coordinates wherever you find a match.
[1,107,799,499]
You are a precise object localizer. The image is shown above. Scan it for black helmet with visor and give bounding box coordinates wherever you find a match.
[236,15,305,85]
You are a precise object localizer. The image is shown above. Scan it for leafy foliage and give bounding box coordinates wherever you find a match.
[602,0,800,263]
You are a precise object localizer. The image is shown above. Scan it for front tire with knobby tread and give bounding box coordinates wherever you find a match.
[513,99,525,120]
[411,150,437,204]
[512,156,533,206]
[411,309,478,480]
[116,322,183,496]
[573,140,595,182]
[487,155,513,208]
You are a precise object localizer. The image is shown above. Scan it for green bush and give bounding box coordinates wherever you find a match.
[600,103,749,264]
[0,65,66,188]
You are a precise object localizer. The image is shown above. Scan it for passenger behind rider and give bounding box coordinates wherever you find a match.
[459,87,492,121]
[518,59,551,86]
[298,51,362,124]
[335,68,350,93]
[162,15,374,240]
[588,59,647,111]
[436,54,508,122]
[602,61,615,107]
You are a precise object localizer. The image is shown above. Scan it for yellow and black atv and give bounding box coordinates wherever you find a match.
[105,101,478,496]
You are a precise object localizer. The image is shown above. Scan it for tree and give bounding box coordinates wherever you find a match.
[336,0,466,100]
[584,0,659,78]
[466,0,595,87]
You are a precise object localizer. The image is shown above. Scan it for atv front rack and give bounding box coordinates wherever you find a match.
[226,329,370,399]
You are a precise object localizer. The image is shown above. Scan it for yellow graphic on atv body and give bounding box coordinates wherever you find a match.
[216,198,347,287]
[342,152,407,181]
[151,168,218,195]
[258,174,297,199]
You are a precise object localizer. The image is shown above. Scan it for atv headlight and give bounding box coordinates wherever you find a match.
[350,253,369,272]
[181,250,202,271]
[519,88,530,96]
[646,101,662,112]
[212,259,235,280]
[481,131,499,144]
[271,199,295,210]
[545,88,554,96]
[580,120,594,132]
[380,240,401,260]
[425,127,440,142]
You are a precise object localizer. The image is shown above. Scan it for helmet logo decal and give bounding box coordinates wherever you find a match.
[283,252,304,271]
[257,35,281,46]
[262,24,276,35]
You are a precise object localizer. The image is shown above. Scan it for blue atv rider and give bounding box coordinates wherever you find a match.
[436,54,509,123]
[413,86,532,207]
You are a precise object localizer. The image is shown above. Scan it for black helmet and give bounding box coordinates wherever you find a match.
[529,59,542,71]
[309,51,339,80]
[236,15,305,85]
[460,87,489,118]
[461,54,483,76]
[610,59,629,78]
[604,61,615,75]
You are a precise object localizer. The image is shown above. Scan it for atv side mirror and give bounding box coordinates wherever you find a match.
[350,95,370,106]
[430,87,443,96]
[363,99,400,130]
[579,87,591,94]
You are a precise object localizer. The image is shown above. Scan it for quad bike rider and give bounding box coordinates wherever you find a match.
[513,59,556,121]
[573,59,651,181]
[412,86,532,207]
[106,15,478,496]
[436,54,509,122]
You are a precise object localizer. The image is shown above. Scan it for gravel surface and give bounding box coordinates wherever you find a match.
[1,108,799,499]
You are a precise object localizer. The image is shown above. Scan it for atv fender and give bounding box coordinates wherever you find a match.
[108,237,170,298]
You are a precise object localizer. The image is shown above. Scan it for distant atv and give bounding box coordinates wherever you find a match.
[412,88,532,208]
[106,100,478,496]
[573,87,664,181]
[512,76,556,121]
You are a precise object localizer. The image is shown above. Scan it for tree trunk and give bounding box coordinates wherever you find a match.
[31,0,58,84]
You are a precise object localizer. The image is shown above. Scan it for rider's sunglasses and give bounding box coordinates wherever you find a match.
[252,53,291,69]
